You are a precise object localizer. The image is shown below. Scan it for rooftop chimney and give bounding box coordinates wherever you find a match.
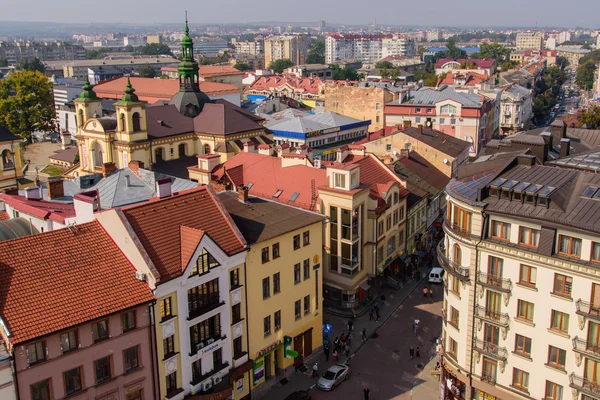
[125,175,131,187]
[24,186,41,200]
[156,177,172,199]
[47,179,65,200]
[74,190,100,223]
[540,131,553,150]
[403,120,412,129]
[61,132,72,150]
[560,138,571,158]
[128,160,144,177]
[243,141,256,153]
[238,185,249,203]
[418,124,424,134]
[102,162,117,178]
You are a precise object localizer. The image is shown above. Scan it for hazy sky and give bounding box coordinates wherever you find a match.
[2,0,599,28]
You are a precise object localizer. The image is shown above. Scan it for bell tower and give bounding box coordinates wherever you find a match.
[74,78,102,131]
[114,78,148,143]
[178,12,200,90]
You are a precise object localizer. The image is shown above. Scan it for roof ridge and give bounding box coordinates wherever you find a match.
[205,184,247,251]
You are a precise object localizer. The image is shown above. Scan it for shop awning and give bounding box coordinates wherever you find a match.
[360,281,371,291]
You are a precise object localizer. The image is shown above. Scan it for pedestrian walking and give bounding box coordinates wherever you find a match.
[324,343,330,362]
[369,308,374,321]
[423,287,428,297]
[340,333,346,344]
[362,328,367,341]
[374,302,380,313]
[347,332,353,347]
[312,362,319,377]
[344,343,350,358]
[364,386,371,400]
[416,346,421,358]
[413,323,417,336]
[352,307,356,321]
[348,319,354,331]
[409,345,415,359]
[376,309,381,322]
[429,288,433,299]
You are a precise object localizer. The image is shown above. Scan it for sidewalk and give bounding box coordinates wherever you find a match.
[256,265,434,400]
[411,352,442,400]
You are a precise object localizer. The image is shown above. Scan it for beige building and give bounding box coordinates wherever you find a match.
[0,126,25,192]
[556,45,591,67]
[45,57,178,80]
[234,40,264,56]
[515,32,544,50]
[264,35,310,66]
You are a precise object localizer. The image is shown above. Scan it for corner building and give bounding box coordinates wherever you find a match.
[439,153,600,400]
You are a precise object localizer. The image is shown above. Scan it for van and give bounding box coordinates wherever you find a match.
[429,267,444,283]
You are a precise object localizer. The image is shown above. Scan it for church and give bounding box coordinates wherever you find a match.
[74,20,273,177]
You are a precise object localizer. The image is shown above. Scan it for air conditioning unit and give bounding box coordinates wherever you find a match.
[207,338,215,345]
[135,271,147,282]
[201,380,213,391]
[196,342,204,351]
[212,374,223,385]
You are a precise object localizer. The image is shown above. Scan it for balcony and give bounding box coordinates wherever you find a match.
[189,333,226,357]
[570,373,600,398]
[190,362,230,391]
[573,337,600,361]
[233,352,249,368]
[477,272,512,292]
[474,339,508,361]
[437,242,469,281]
[444,219,471,237]
[475,305,510,328]
[481,371,497,385]
[188,295,225,321]
[576,299,600,322]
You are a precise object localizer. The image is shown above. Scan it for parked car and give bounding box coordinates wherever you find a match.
[285,390,312,400]
[317,364,350,391]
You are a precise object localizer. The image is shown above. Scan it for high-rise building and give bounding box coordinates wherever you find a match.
[382,36,416,58]
[264,35,310,66]
[0,41,85,65]
[234,40,264,56]
[325,34,391,64]
[515,32,544,50]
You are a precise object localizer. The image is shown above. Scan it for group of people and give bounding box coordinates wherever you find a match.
[368,302,381,322]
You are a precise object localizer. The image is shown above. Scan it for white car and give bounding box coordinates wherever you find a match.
[317,364,350,391]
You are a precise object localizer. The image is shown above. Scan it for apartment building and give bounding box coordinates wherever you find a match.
[193,38,229,55]
[325,34,390,64]
[218,190,325,398]
[234,40,264,56]
[0,41,85,65]
[381,36,416,58]
[45,57,178,80]
[515,32,544,50]
[439,153,600,400]
[500,84,533,134]
[556,45,591,67]
[264,35,310,66]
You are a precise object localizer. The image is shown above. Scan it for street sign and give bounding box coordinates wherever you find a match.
[285,349,299,358]
[313,263,320,270]
[322,323,333,334]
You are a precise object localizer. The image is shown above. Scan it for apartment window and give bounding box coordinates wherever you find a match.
[64,367,82,395]
[377,246,384,265]
[451,205,472,235]
[550,310,569,333]
[334,173,346,189]
[262,247,269,263]
[274,310,282,331]
[190,249,219,276]
[233,336,243,358]
[450,118,456,125]
[160,297,173,320]
[95,356,111,384]
[189,314,221,348]
[273,272,281,294]
[303,259,310,279]
[121,311,136,332]
[520,226,540,246]
[517,300,534,321]
[592,242,600,262]
[386,144,392,151]
[232,303,242,323]
[547,346,566,369]
[515,334,532,357]
[553,274,573,297]
[60,330,78,354]
[163,336,175,358]
[519,264,537,287]
[449,307,459,328]
[376,103,381,110]
[512,368,529,391]
[439,117,446,124]
[303,231,310,246]
[92,320,109,343]
[188,278,220,317]
[264,316,271,337]
[415,117,421,123]
[213,348,223,370]
[31,379,50,400]
[295,299,301,320]
[559,235,582,257]
[448,337,458,359]
[191,359,202,383]
[399,206,405,220]
[293,234,301,250]
[166,372,177,396]
[230,268,240,289]
[416,107,422,113]
[294,263,301,284]
[377,221,384,237]
[426,108,432,113]
[262,277,270,299]
[491,220,511,240]
[304,295,310,315]
[545,381,563,400]
[451,276,460,295]
[386,215,392,231]
[393,210,399,225]
[123,346,139,372]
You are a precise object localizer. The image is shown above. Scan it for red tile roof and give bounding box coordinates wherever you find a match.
[436,72,490,87]
[435,58,495,69]
[180,226,205,273]
[0,220,154,344]
[198,65,244,78]
[121,186,246,282]
[349,154,409,199]
[0,211,9,220]
[0,193,76,223]
[248,76,322,96]
[356,126,396,144]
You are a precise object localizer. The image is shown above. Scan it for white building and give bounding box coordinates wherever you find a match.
[515,32,544,50]
[325,34,390,64]
[500,84,533,134]
[381,36,416,58]
[439,149,600,400]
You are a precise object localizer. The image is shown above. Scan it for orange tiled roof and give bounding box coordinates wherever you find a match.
[248,76,322,95]
[199,65,244,78]
[0,211,9,220]
[121,186,246,282]
[436,72,489,87]
[94,77,240,103]
[349,154,409,199]
[0,220,154,344]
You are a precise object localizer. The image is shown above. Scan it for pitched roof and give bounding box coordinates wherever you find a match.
[0,125,19,142]
[349,154,409,199]
[436,72,490,87]
[49,147,78,163]
[394,152,450,195]
[390,86,485,108]
[198,65,244,77]
[0,220,154,344]
[249,76,322,96]
[121,186,246,282]
[0,211,8,221]
[0,192,76,223]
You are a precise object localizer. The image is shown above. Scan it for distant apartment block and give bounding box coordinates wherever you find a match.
[515,32,544,50]
[325,34,390,64]
[382,36,416,58]
[0,41,85,65]
[233,40,264,56]
[193,38,229,55]
[264,35,310,66]
[44,56,178,80]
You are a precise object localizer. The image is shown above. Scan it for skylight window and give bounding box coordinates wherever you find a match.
[581,186,598,198]
[289,192,300,202]
[273,189,283,198]
[247,183,253,189]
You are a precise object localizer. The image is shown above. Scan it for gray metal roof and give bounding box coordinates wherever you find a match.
[390,86,483,107]
[267,111,365,133]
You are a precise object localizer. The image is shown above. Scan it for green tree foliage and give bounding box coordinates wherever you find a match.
[124,45,134,52]
[0,59,8,67]
[17,58,45,73]
[578,105,600,129]
[137,43,173,56]
[0,70,56,142]
[330,64,359,81]
[306,38,325,64]
[138,64,157,78]
[459,61,477,69]
[85,48,110,59]
[531,65,567,121]
[414,70,439,87]
[500,61,517,72]
[269,59,294,73]
[576,61,596,90]
[579,49,600,66]
[555,56,569,70]
[234,62,250,71]
[446,37,466,59]
[375,61,394,69]
[478,42,510,64]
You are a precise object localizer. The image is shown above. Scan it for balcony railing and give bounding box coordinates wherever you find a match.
[573,337,600,360]
[477,272,512,292]
[481,371,497,385]
[190,332,225,356]
[437,242,469,281]
[576,299,600,322]
[444,219,471,237]
[188,294,224,321]
[570,373,600,398]
[475,305,510,327]
[474,339,508,361]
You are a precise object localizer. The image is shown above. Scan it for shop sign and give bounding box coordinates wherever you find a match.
[253,360,264,385]
[313,263,320,270]
[256,339,282,358]
[477,391,496,400]
[236,378,243,393]
[306,130,324,138]
[192,388,233,400]
[200,342,220,357]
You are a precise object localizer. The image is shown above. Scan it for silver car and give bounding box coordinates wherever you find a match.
[317,364,350,391]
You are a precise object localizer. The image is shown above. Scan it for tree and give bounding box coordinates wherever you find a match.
[86,48,109,59]
[137,43,173,56]
[479,42,510,64]
[123,45,134,52]
[234,62,250,71]
[500,61,516,72]
[580,49,600,66]
[0,70,56,142]
[459,61,477,69]
[268,59,294,73]
[414,70,438,87]
[17,58,45,73]
[375,61,394,69]
[555,56,569,70]
[576,60,596,90]
[446,37,466,59]
[578,106,600,129]
[306,38,325,64]
[138,64,157,78]
[330,64,359,81]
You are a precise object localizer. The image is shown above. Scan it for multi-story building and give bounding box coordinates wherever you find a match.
[0,342,15,399]
[500,84,533,134]
[385,85,496,157]
[515,32,544,50]
[284,64,333,78]
[45,56,178,80]
[435,58,496,76]
[264,35,310,66]
[439,152,600,400]
[193,38,229,55]
[246,75,323,107]
[234,40,264,56]
[99,185,253,400]
[556,45,591,67]
[0,219,156,400]
[325,34,390,64]
[218,190,325,397]
[381,36,416,58]
[123,35,147,47]
[0,41,85,65]
[0,126,24,192]
[426,30,443,42]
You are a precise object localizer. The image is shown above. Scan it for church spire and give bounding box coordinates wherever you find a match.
[177,12,199,91]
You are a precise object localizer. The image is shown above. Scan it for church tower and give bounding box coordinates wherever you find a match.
[114,78,147,143]
[74,78,102,131]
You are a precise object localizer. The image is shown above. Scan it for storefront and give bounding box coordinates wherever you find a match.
[252,340,283,387]
[440,357,467,400]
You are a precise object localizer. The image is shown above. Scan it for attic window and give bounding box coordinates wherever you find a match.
[273,189,283,198]
[289,192,300,202]
[247,183,254,189]
[581,186,599,198]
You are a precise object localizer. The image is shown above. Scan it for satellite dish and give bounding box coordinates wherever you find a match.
[392,150,397,156]
[426,121,432,127]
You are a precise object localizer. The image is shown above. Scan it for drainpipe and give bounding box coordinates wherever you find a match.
[468,209,487,393]
[149,300,159,400]
[243,260,251,398]
[374,213,381,290]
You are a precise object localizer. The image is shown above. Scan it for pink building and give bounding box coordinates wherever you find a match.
[0,220,157,400]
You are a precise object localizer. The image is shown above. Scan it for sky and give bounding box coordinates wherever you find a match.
[2,0,599,28]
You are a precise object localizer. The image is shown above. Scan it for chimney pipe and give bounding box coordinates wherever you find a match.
[125,175,131,187]
[403,120,412,129]
[128,160,144,177]
[47,179,65,199]
[156,177,172,198]
[24,186,41,200]
[560,138,571,158]
[238,185,249,203]
[418,124,424,134]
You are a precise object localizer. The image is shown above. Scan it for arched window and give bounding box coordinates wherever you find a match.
[453,244,461,265]
[178,143,187,158]
[204,144,211,154]
[132,112,141,132]
[78,109,84,127]
[155,147,164,162]
[91,142,103,168]
[119,113,125,131]
[1,150,13,169]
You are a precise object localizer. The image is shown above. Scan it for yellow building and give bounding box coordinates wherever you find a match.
[264,35,310,66]
[0,126,25,192]
[218,189,325,397]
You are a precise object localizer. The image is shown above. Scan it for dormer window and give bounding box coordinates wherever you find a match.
[334,173,346,189]
[350,171,359,189]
